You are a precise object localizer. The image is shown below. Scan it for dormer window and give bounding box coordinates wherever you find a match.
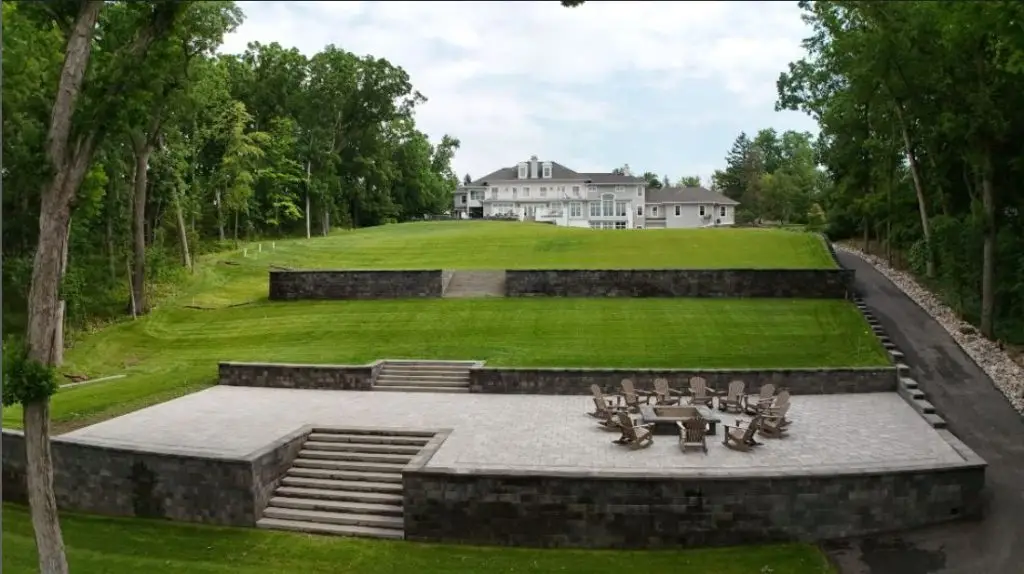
[542,162,552,178]
[518,163,528,179]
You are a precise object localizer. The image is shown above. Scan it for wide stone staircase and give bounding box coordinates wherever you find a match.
[257,427,435,539]
[373,360,473,393]
[442,270,506,298]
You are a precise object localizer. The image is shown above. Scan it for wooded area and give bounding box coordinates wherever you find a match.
[2,1,460,335]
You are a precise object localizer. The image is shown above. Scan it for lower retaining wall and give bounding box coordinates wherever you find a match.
[505,268,854,299]
[469,366,897,395]
[403,430,986,548]
[219,361,379,390]
[269,270,442,300]
[1,428,307,526]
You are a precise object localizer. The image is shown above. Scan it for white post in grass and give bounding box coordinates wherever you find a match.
[259,243,262,253]
[243,248,248,258]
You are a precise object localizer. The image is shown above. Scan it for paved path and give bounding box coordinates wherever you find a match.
[830,252,1024,574]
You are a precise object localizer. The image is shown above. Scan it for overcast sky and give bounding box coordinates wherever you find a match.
[221,1,819,184]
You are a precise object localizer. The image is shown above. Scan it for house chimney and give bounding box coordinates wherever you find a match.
[530,155,539,179]
[622,163,631,177]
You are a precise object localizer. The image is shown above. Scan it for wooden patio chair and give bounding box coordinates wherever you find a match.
[653,378,683,405]
[676,416,708,454]
[722,416,763,452]
[759,406,791,438]
[612,412,654,450]
[744,383,776,415]
[620,379,654,412]
[756,389,791,418]
[587,384,624,418]
[687,376,716,408]
[718,380,746,413]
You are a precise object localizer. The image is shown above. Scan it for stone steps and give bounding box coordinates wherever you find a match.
[373,360,474,394]
[442,270,506,298]
[259,427,437,540]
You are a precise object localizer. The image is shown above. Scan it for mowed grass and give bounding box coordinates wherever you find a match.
[1,296,887,431]
[231,221,836,270]
[1,504,836,574]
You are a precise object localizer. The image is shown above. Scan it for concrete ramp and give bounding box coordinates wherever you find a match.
[442,270,506,298]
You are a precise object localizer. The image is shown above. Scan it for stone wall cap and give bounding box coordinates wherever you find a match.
[468,366,895,373]
[269,269,442,274]
[219,360,375,369]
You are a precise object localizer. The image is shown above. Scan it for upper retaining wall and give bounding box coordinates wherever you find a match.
[469,366,896,395]
[504,268,854,299]
[403,429,985,548]
[0,427,308,526]
[218,361,896,395]
[269,270,442,300]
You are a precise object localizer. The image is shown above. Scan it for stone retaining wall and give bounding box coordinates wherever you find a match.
[0,430,286,526]
[269,270,442,300]
[469,366,897,395]
[402,430,985,549]
[219,361,378,390]
[504,268,854,299]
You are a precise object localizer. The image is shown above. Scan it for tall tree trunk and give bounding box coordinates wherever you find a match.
[215,189,225,241]
[130,135,154,314]
[893,105,935,277]
[173,188,192,272]
[305,160,312,239]
[24,4,103,573]
[233,210,239,241]
[979,155,996,339]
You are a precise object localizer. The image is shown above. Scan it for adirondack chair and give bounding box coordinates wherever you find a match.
[718,380,746,413]
[687,376,716,408]
[587,384,624,418]
[620,379,654,412]
[612,412,655,450]
[744,383,776,415]
[756,390,791,418]
[676,416,708,454]
[653,378,683,405]
[759,406,791,438]
[723,416,763,452]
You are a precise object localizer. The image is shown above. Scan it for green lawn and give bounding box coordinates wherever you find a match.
[1,504,835,574]
[2,296,887,432]
[231,221,835,270]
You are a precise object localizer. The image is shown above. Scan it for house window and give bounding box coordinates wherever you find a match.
[720,206,726,217]
[470,191,482,200]
[637,206,643,216]
[601,193,615,217]
[542,164,552,178]
[491,190,498,200]
[674,205,681,216]
[540,187,547,198]
[614,221,627,230]
[615,201,627,217]
[587,185,597,192]
[652,206,659,217]
[590,201,600,217]
[570,202,582,218]
[572,186,580,196]
[615,185,625,192]
[699,205,706,216]
[523,186,531,198]
[637,188,642,197]
[518,164,527,178]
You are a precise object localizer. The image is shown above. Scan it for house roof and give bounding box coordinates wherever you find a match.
[471,161,645,185]
[646,186,739,205]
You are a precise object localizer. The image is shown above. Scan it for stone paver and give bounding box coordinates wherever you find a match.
[62,387,964,472]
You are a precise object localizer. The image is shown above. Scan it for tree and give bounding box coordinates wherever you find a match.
[463,173,472,185]
[17,3,189,571]
[678,175,701,187]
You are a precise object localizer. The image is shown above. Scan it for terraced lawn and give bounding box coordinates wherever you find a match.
[2,296,887,432]
[224,221,836,270]
[0,504,835,574]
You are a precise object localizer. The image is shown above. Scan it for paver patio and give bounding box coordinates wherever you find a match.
[61,387,966,474]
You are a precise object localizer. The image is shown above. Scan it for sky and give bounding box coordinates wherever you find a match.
[220,0,819,186]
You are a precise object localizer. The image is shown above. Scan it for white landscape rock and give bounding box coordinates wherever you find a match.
[837,244,1024,415]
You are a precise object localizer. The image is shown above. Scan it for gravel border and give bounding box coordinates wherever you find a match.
[837,244,1024,414]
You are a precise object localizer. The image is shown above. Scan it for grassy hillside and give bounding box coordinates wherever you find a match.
[226,221,836,270]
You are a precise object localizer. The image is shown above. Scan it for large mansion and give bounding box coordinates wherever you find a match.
[454,156,739,229]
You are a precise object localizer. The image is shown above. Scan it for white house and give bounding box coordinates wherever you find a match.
[453,156,738,229]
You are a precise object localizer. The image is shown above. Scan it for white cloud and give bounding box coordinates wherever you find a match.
[221,1,816,180]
